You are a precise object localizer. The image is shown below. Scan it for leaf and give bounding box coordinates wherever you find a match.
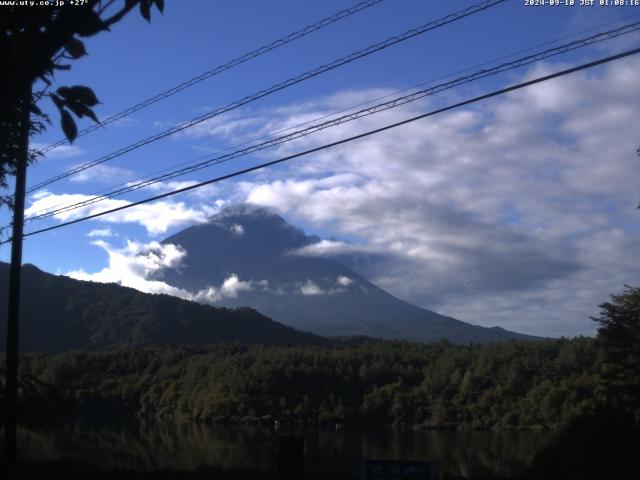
[57,85,100,107]
[61,110,78,143]
[72,85,100,106]
[86,108,99,123]
[65,99,99,123]
[50,93,65,112]
[153,0,164,13]
[64,38,87,59]
[43,64,55,78]
[140,0,151,22]
[75,9,109,37]
[52,63,71,70]
[30,103,43,117]
[56,86,71,99]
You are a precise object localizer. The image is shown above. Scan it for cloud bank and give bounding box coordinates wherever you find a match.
[26,189,212,235]
[66,240,259,305]
[213,57,640,337]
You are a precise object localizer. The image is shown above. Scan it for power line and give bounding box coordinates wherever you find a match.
[26,0,507,194]
[37,0,387,155]
[25,12,640,220]
[7,45,639,245]
[30,0,505,191]
[24,20,640,222]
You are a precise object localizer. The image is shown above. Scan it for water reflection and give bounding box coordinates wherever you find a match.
[18,420,551,478]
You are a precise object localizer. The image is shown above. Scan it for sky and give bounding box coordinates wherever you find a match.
[2,0,640,337]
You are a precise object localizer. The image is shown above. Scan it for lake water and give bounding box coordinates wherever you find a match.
[17,420,552,478]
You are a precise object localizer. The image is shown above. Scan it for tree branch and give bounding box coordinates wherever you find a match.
[102,0,139,28]
[98,0,118,15]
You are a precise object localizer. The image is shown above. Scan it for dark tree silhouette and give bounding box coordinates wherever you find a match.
[0,0,164,207]
[592,285,640,419]
[524,287,640,480]
[1,0,164,468]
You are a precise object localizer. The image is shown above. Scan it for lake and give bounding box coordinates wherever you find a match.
[16,419,552,478]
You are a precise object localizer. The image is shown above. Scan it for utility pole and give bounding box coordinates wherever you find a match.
[4,83,31,468]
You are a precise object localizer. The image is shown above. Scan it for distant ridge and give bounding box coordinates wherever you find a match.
[158,204,543,343]
[0,262,327,353]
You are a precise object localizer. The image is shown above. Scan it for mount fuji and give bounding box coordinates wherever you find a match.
[156,205,540,343]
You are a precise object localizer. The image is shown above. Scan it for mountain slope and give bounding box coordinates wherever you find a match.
[159,205,541,343]
[0,262,327,352]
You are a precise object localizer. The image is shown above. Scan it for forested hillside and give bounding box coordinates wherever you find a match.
[0,263,327,352]
[9,338,603,430]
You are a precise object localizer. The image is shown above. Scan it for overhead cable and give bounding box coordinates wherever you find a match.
[26,0,507,193]
[25,21,640,222]
[7,45,638,244]
[38,0,387,154]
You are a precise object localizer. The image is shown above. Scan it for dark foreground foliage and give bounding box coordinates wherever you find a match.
[593,285,640,420]
[524,407,640,480]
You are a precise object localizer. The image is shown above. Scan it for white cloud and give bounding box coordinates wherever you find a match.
[191,274,254,303]
[190,286,221,303]
[128,180,199,194]
[67,240,193,299]
[336,275,353,287]
[153,120,172,130]
[31,142,85,160]
[291,239,378,257]
[87,228,115,238]
[69,164,135,184]
[299,280,325,296]
[179,113,265,141]
[229,223,245,236]
[26,190,210,235]
[66,240,257,305]
[298,279,348,296]
[111,117,140,128]
[224,57,640,337]
[221,274,253,297]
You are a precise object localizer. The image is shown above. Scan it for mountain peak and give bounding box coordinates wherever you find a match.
[205,203,306,237]
[160,204,315,289]
[166,203,308,242]
[158,207,542,343]
[212,203,281,222]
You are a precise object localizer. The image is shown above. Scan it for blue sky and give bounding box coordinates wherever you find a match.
[2,0,640,336]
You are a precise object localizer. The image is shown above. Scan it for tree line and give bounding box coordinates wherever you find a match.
[0,338,601,430]
[2,286,638,432]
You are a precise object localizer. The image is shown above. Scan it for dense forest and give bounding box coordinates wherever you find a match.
[1,286,637,435]
[3,338,603,430]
